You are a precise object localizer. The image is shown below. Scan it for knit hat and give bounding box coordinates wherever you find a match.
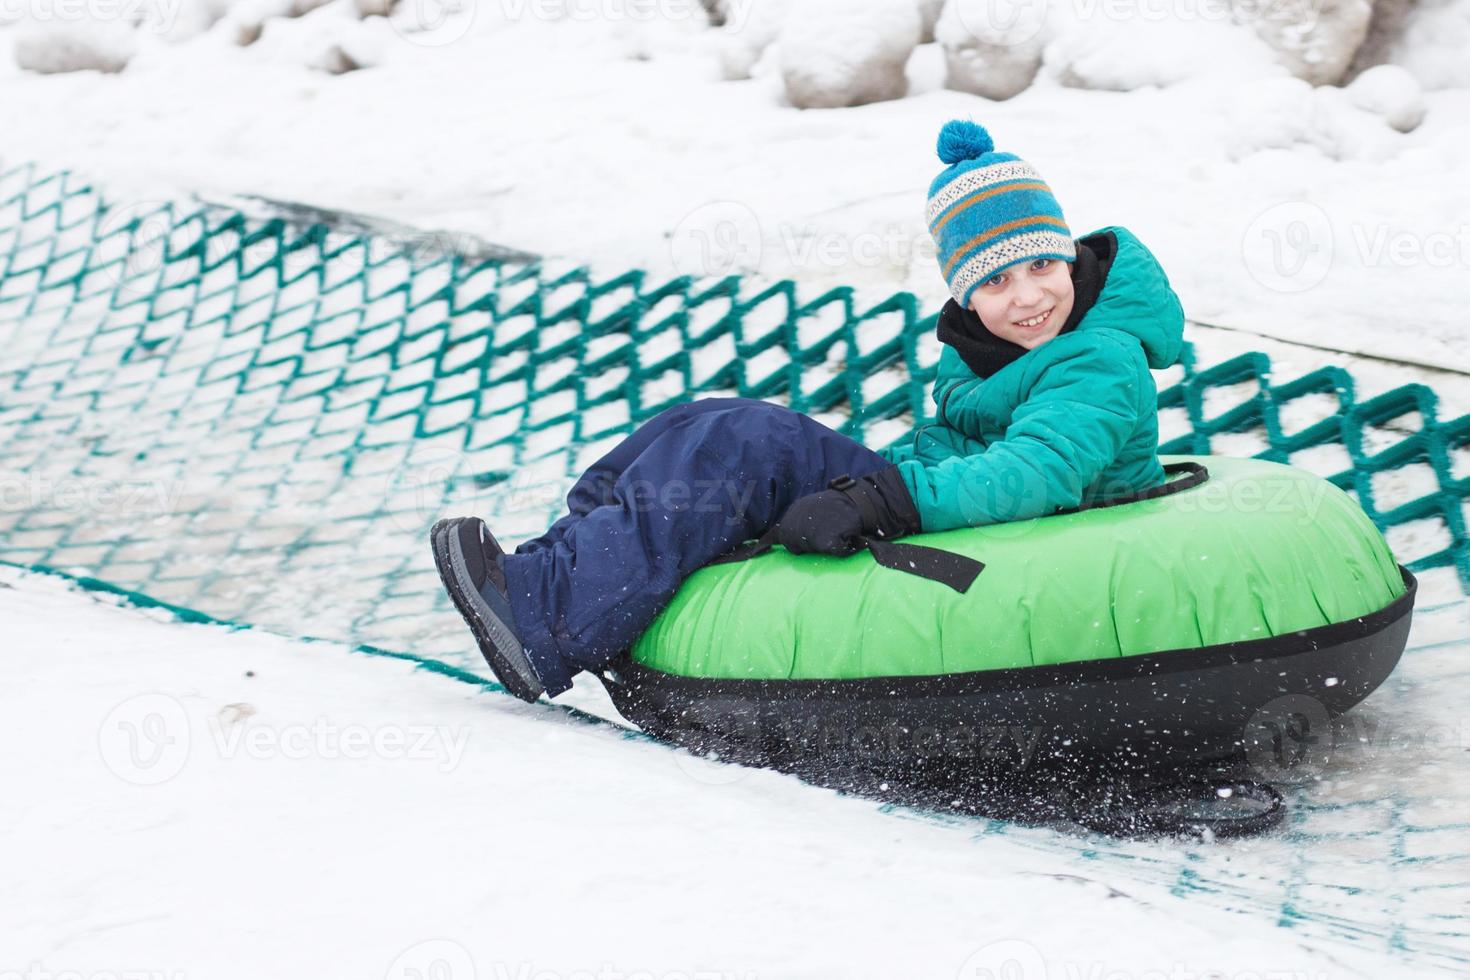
[926,119,1075,310]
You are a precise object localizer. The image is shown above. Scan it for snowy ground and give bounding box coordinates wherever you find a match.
[4,5,1470,977]
[3,563,1469,980]
[0,4,1468,375]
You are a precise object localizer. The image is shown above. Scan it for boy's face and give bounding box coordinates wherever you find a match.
[969,257,1075,350]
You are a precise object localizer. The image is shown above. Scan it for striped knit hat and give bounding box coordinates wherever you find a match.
[926,119,1075,310]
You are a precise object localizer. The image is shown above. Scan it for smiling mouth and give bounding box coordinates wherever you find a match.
[1014,308,1053,330]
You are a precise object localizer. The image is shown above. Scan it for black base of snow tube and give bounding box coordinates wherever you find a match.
[597,568,1416,835]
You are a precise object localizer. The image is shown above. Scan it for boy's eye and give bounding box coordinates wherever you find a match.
[984,273,1005,288]
[1031,259,1051,271]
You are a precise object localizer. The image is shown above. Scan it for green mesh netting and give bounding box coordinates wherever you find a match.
[2,161,1469,971]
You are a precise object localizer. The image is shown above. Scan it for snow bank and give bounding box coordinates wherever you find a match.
[715,0,791,80]
[1246,0,1373,85]
[1040,15,1282,91]
[11,16,137,73]
[935,0,1046,100]
[1386,0,1470,89]
[936,0,1375,96]
[1225,69,1427,161]
[776,0,920,108]
[0,3,1466,368]
[1347,62,1428,131]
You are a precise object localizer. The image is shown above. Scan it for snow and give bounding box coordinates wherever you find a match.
[1386,0,1470,90]
[1346,64,1429,132]
[775,0,919,109]
[1039,15,1283,92]
[0,5,1464,372]
[935,0,1046,100]
[10,14,137,73]
[3,563,1469,978]
[1244,0,1374,87]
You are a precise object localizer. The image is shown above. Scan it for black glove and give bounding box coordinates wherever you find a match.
[777,466,922,556]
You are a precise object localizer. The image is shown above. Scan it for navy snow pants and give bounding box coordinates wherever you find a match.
[500,397,892,695]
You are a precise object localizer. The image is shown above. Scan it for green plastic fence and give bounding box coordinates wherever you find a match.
[1,159,1465,660]
[3,161,1470,972]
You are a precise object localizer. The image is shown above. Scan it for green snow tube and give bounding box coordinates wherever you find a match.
[598,455,1415,777]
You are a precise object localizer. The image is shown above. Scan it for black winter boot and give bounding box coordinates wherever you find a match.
[430,517,543,703]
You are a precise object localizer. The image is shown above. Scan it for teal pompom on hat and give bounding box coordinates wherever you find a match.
[927,119,1075,310]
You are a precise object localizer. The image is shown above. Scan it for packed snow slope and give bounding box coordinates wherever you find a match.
[3,564,1469,980]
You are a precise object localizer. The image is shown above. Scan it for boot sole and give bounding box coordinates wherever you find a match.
[430,518,544,703]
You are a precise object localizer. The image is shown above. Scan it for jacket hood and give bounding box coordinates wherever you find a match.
[1074,226,1185,370]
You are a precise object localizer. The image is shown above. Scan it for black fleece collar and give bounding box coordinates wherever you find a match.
[935,230,1118,380]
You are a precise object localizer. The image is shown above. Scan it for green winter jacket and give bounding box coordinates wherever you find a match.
[876,226,1185,532]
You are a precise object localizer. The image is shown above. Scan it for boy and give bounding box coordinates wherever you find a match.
[431,119,1185,702]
